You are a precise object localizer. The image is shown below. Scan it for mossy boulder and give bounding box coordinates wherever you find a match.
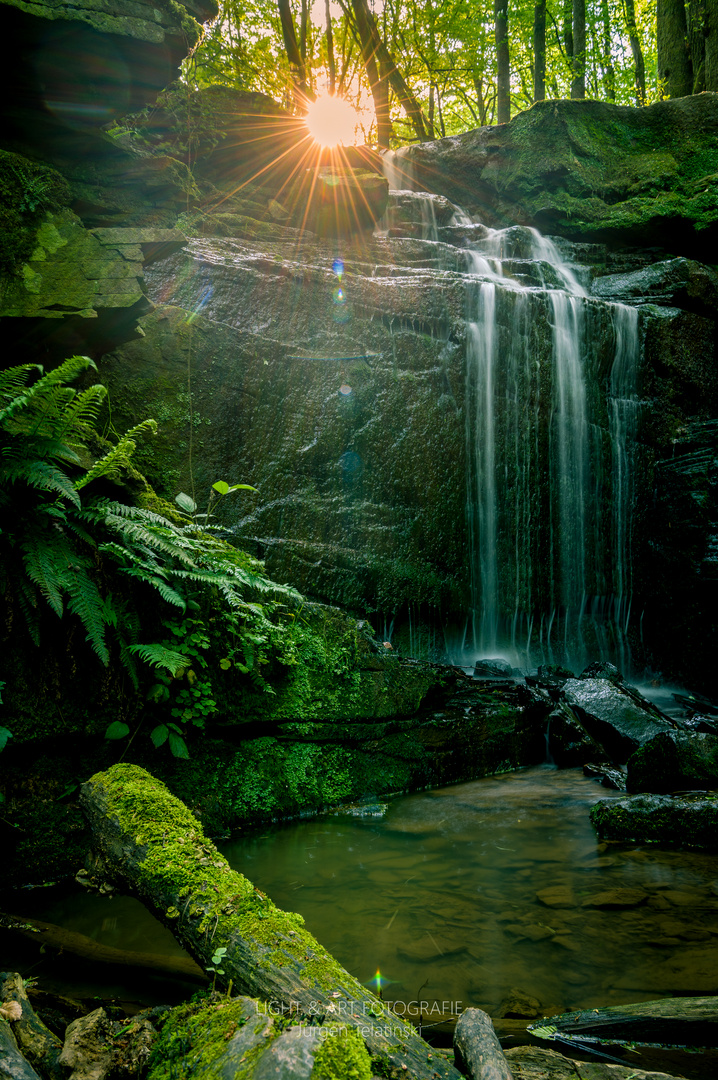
[626,731,718,794]
[399,95,718,256]
[590,792,718,849]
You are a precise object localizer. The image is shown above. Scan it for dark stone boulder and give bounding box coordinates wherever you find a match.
[579,661,623,682]
[626,731,718,793]
[592,257,718,317]
[590,792,718,849]
[547,702,609,768]
[0,0,217,152]
[473,658,513,678]
[395,95,718,257]
[562,678,676,762]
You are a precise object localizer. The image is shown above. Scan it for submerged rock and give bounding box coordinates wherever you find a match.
[627,731,718,794]
[590,792,718,849]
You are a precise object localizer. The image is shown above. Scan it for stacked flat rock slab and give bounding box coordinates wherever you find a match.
[0,212,185,319]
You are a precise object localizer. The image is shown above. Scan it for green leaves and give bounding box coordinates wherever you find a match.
[105,721,131,740]
[127,644,189,676]
[211,480,257,496]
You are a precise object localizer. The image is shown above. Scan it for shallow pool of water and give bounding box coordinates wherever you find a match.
[223,766,718,1019]
[8,766,718,1023]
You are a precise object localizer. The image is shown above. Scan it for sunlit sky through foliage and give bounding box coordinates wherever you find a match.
[185,0,659,146]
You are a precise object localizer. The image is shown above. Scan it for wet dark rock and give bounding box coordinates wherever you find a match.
[535,886,576,908]
[395,96,718,257]
[592,258,718,316]
[583,761,627,790]
[562,678,676,762]
[591,792,718,850]
[0,0,217,158]
[579,661,623,682]
[538,664,575,682]
[547,702,609,767]
[59,1009,155,1080]
[454,1008,513,1080]
[473,658,513,678]
[626,731,718,794]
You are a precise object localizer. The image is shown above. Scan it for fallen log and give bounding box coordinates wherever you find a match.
[0,974,63,1080]
[0,914,206,985]
[80,764,462,1080]
[0,1015,41,1080]
[528,995,718,1049]
[454,1009,513,1080]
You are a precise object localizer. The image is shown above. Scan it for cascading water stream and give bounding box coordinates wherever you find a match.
[380,164,642,672]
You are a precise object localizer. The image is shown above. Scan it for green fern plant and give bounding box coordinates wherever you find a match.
[1,355,304,758]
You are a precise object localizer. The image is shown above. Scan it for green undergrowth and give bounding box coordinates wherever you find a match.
[0,150,70,278]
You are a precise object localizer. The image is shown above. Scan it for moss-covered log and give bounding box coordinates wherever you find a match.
[79,765,462,1080]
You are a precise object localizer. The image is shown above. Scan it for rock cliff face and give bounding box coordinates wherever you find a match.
[1,3,716,689]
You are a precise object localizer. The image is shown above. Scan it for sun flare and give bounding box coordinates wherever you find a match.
[305,94,358,148]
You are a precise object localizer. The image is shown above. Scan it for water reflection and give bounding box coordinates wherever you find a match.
[224,767,718,1017]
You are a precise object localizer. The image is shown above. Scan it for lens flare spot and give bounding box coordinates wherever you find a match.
[332,258,344,278]
[339,384,352,396]
[333,287,346,303]
[305,95,358,148]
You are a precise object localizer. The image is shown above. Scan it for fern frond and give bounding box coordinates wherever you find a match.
[64,568,109,665]
[125,572,186,611]
[0,356,95,428]
[15,579,42,646]
[0,458,81,507]
[75,419,157,491]
[127,643,189,676]
[20,531,72,616]
[57,385,108,444]
[0,364,42,407]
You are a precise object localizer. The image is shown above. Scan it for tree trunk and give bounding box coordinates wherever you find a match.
[277,0,309,106]
[324,0,336,93]
[571,0,586,97]
[350,0,391,147]
[563,0,574,83]
[657,0,694,97]
[601,0,615,99]
[0,974,63,1080]
[706,0,718,89]
[624,0,647,102]
[688,0,707,91]
[79,765,463,1080]
[353,0,429,142]
[534,0,547,101]
[494,0,510,122]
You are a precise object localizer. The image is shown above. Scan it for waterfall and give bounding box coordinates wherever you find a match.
[610,303,640,674]
[461,227,641,671]
[466,282,498,653]
[378,172,643,672]
[550,291,589,662]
